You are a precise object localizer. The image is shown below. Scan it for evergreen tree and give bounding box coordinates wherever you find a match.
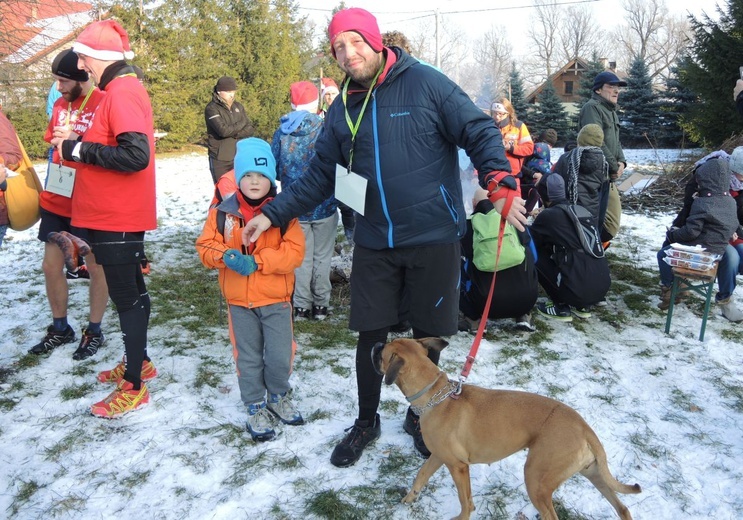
[620,56,658,148]
[658,61,697,148]
[577,54,606,106]
[508,63,530,122]
[529,80,571,143]
[677,2,743,146]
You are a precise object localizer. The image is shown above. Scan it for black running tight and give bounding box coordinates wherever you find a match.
[356,327,439,422]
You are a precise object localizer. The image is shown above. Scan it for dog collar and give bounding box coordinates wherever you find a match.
[410,379,458,416]
[405,373,443,403]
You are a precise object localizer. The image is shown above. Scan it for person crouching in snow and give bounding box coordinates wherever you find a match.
[657,151,741,320]
[196,137,306,441]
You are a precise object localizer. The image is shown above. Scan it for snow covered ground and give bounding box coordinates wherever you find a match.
[1,148,742,519]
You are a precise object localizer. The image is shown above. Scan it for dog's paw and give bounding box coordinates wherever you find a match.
[402,490,420,504]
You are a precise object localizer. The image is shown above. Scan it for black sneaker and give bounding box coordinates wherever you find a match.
[389,320,411,334]
[330,414,381,467]
[537,300,573,322]
[514,313,536,332]
[403,407,431,458]
[28,325,76,355]
[312,305,329,321]
[72,329,105,361]
[66,264,89,280]
[294,307,311,321]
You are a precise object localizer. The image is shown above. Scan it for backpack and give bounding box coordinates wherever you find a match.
[471,209,526,272]
[557,204,605,259]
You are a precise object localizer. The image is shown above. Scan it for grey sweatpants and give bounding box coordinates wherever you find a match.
[228,302,294,406]
[294,213,339,309]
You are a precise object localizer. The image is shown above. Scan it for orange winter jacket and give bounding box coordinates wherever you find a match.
[196,194,305,309]
[499,120,533,175]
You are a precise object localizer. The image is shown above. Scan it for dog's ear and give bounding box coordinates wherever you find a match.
[384,354,404,385]
[417,337,449,352]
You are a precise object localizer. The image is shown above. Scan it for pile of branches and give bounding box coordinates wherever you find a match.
[622,136,743,213]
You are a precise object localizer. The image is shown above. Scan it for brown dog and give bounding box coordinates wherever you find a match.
[371,337,641,520]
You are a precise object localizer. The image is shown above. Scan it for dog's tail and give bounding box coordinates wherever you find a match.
[585,433,642,496]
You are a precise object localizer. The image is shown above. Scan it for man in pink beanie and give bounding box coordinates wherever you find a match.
[243,7,525,467]
[51,19,158,419]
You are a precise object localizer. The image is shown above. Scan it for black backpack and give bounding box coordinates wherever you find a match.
[558,204,605,259]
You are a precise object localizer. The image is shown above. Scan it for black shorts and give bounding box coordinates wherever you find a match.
[349,242,460,336]
[88,230,146,266]
[37,209,90,243]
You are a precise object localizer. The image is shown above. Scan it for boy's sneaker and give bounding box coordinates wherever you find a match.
[294,307,311,321]
[90,380,149,419]
[97,358,158,384]
[28,325,76,355]
[247,401,276,442]
[514,313,536,332]
[537,300,573,322]
[403,407,431,458]
[72,329,105,361]
[312,305,329,321]
[330,414,381,468]
[267,391,304,425]
[66,264,90,280]
[571,306,592,319]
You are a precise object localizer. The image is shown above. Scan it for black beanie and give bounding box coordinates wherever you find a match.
[51,49,89,82]
[215,76,238,92]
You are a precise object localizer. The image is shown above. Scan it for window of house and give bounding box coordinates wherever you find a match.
[564,81,573,95]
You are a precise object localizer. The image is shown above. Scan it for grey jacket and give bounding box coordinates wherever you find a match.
[667,158,737,255]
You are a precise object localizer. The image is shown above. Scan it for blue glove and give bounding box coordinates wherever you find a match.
[223,249,258,276]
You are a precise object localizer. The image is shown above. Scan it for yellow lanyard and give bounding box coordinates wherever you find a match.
[341,62,384,172]
[66,87,94,126]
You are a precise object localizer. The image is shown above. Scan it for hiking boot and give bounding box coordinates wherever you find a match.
[72,329,105,361]
[390,320,411,334]
[90,379,149,419]
[571,306,592,319]
[403,407,431,458]
[28,325,76,355]
[66,264,90,280]
[312,305,329,321]
[247,401,276,442]
[537,300,573,322]
[97,358,158,384]
[718,297,743,322]
[514,313,536,332]
[457,313,485,334]
[294,307,310,321]
[330,414,381,467]
[658,285,672,310]
[267,391,304,425]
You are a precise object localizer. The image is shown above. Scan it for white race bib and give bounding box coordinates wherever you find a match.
[335,163,367,216]
[46,163,76,198]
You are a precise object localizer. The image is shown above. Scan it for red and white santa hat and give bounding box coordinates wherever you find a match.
[290,81,319,113]
[73,20,135,61]
[321,77,339,98]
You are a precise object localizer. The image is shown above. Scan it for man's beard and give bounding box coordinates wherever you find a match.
[63,83,83,102]
[344,55,383,87]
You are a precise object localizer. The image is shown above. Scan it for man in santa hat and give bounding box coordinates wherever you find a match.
[319,77,339,119]
[52,19,157,419]
[243,8,524,467]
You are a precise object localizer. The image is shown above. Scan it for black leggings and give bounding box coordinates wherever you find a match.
[356,326,439,422]
[103,263,151,388]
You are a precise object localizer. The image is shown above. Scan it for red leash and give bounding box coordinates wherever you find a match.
[454,172,516,396]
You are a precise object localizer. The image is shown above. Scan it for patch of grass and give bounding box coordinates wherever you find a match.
[11,480,41,515]
[119,470,152,491]
[554,497,591,520]
[175,452,212,474]
[330,364,351,378]
[15,354,41,370]
[378,451,411,477]
[629,428,670,459]
[378,399,402,414]
[0,398,18,411]
[70,363,96,378]
[532,345,561,362]
[306,409,332,422]
[669,388,702,413]
[45,430,88,462]
[59,382,95,401]
[147,256,223,331]
[48,494,87,515]
[193,359,224,389]
[306,489,365,520]
[295,319,357,350]
[720,327,743,342]
[623,292,652,313]
[0,366,14,385]
[524,323,550,347]
[277,454,302,470]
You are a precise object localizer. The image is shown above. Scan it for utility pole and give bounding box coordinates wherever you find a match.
[435,9,441,69]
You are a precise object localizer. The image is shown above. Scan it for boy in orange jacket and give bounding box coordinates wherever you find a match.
[196,138,305,441]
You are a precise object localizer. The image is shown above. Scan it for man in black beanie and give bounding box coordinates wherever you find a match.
[29,48,109,361]
[205,76,254,183]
